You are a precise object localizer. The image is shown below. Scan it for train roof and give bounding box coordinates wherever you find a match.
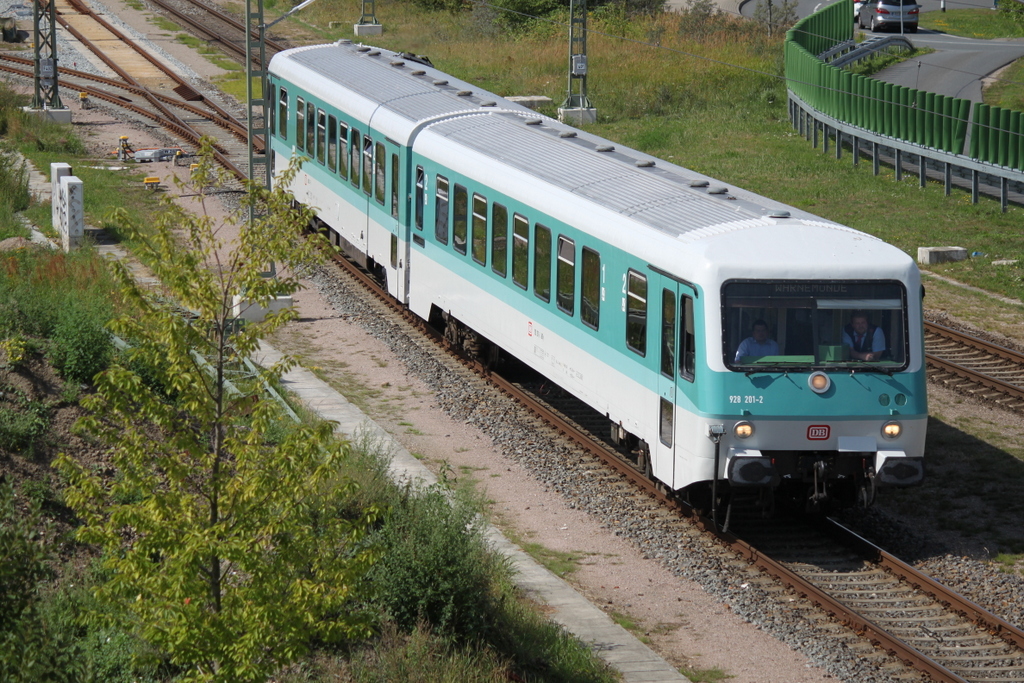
[269,42,918,285]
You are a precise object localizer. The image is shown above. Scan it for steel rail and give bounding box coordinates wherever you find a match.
[0,55,246,149]
[144,0,288,62]
[824,518,1024,651]
[925,321,1024,404]
[926,320,1024,365]
[706,517,971,683]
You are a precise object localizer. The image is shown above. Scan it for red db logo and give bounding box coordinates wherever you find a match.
[807,425,830,440]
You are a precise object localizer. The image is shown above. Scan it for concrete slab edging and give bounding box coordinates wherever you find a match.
[255,342,691,683]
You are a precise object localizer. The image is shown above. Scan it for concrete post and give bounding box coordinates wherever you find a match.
[50,162,71,231]
[59,175,83,252]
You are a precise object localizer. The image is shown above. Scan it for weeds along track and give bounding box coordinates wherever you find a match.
[318,245,1024,683]
[925,321,1024,412]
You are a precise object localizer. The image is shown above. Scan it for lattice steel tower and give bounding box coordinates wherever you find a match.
[31,0,63,110]
[561,0,592,110]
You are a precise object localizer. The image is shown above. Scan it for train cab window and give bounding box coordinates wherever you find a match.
[556,236,575,316]
[327,115,337,171]
[534,224,552,303]
[278,88,288,140]
[435,176,449,245]
[472,194,487,265]
[453,185,468,255]
[374,142,386,205]
[512,214,528,289]
[295,98,305,151]
[491,203,508,277]
[680,295,695,382]
[316,109,326,164]
[306,102,316,154]
[362,136,373,196]
[722,280,908,371]
[339,122,349,179]
[626,271,647,357]
[391,154,399,219]
[581,248,600,330]
[415,166,425,230]
[350,128,361,188]
[661,289,675,377]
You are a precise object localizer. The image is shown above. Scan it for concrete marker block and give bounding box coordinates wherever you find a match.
[917,246,967,264]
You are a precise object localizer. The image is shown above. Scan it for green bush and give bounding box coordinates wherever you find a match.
[0,397,50,454]
[48,303,114,384]
[365,488,507,641]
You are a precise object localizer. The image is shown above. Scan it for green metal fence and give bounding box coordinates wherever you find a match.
[785,0,977,160]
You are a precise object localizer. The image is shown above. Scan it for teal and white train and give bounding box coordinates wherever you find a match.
[266,41,927,512]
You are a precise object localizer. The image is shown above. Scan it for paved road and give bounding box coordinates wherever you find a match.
[870,31,1024,101]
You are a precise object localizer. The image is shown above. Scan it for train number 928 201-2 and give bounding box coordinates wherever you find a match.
[729,395,764,404]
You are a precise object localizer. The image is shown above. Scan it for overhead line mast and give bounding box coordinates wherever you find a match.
[558,0,597,124]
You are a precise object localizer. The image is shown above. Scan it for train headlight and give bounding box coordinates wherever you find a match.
[734,421,754,439]
[808,372,831,394]
[882,421,902,439]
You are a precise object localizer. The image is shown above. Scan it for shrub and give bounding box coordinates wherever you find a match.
[48,303,114,384]
[365,488,508,641]
[0,397,50,454]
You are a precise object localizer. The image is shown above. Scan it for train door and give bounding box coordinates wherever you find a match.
[653,281,680,484]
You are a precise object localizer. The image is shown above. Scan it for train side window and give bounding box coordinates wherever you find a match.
[362,136,373,196]
[512,214,528,289]
[453,184,468,255]
[339,122,349,179]
[680,295,695,381]
[581,248,600,330]
[414,166,425,230]
[327,115,337,172]
[374,142,386,205]
[534,224,552,303]
[491,203,508,277]
[350,128,361,188]
[659,397,673,447]
[306,101,315,154]
[316,109,326,164]
[556,236,575,316]
[268,86,275,143]
[626,270,647,356]
[435,176,449,245]
[661,289,675,377]
[295,97,305,151]
[472,194,487,265]
[390,153,399,219]
[278,88,288,140]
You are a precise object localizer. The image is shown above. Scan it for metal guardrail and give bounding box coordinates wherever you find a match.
[788,91,1024,212]
[823,36,915,68]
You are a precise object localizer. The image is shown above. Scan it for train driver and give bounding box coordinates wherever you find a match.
[734,319,779,362]
[843,311,886,361]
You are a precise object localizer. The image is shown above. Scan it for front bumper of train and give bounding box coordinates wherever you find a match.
[726,446,923,488]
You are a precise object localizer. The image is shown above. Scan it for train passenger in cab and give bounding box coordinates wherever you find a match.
[843,311,886,361]
[734,319,779,362]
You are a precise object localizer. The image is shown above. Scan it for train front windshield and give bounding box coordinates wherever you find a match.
[722,280,908,371]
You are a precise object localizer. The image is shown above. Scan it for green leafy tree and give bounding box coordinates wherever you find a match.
[54,139,380,682]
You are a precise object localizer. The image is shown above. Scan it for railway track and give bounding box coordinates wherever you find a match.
[0,0,261,180]
[925,321,1024,412]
